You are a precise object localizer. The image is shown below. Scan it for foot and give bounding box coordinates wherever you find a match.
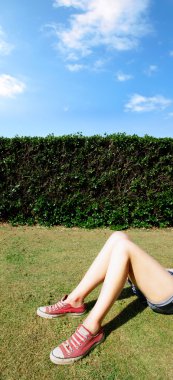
[50,324,105,365]
[37,295,86,319]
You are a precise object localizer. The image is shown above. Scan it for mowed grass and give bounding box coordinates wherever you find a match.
[0,225,173,380]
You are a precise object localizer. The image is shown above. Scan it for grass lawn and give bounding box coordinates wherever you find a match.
[0,225,173,380]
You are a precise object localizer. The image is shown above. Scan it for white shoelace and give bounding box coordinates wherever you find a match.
[48,299,66,311]
[62,329,88,353]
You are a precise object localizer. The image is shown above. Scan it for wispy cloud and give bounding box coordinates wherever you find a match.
[0,26,14,56]
[0,74,26,98]
[115,71,133,82]
[125,94,172,112]
[50,0,151,62]
[167,112,173,118]
[144,64,158,76]
[66,58,108,72]
[169,50,173,57]
[53,1,86,9]
[66,63,86,71]
[93,59,106,70]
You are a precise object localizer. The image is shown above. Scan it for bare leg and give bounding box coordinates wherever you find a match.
[82,237,173,334]
[49,233,173,364]
[67,232,129,306]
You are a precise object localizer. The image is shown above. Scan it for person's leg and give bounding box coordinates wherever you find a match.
[82,237,173,334]
[50,233,173,364]
[38,231,173,320]
[37,232,129,318]
[66,232,129,307]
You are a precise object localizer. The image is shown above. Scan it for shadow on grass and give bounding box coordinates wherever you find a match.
[86,286,147,339]
[104,299,147,338]
[118,286,133,300]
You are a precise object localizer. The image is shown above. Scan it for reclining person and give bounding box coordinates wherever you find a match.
[37,232,173,365]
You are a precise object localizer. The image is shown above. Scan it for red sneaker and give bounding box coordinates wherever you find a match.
[37,295,86,319]
[50,324,105,365]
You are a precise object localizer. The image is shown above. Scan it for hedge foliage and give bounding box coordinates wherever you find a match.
[0,134,173,229]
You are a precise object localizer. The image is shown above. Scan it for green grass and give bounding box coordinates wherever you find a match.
[0,225,173,380]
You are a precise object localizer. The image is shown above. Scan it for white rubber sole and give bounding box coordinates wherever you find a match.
[50,335,105,365]
[37,308,86,319]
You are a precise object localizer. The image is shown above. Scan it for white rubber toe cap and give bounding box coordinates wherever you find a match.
[37,307,52,318]
[50,347,65,364]
[38,306,46,313]
[52,347,64,359]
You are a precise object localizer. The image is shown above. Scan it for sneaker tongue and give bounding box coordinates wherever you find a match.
[78,325,90,337]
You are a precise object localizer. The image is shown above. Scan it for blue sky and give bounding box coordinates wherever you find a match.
[0,0,173,138]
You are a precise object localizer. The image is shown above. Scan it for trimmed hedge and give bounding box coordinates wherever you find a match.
[0,134,173,229]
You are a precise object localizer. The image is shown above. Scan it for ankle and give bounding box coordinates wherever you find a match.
[66,295,84,307]
[83,318,101,335]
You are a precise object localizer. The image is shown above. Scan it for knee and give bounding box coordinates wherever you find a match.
[110,231,129,244]
[110,237,130,262]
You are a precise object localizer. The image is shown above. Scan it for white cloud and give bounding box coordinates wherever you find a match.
[115,71,133,82]
[93,59,105,69]
[125,94,172,112]
[66,63,85,71]
[169,50,173,57]
[0,26,14,56]
[0,74,26,98]
[53,0,87,9]
[66,59,108,71]
[144,64,158,76]
[51,0,151,61]
[92,58,108,72]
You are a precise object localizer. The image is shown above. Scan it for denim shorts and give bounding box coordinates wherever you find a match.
[147,295,173,315]
[129,270,173,315]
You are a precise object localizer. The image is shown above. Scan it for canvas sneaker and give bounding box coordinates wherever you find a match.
[37,295,86,319]
[50,324,105,365]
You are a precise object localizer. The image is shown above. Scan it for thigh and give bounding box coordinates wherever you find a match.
[127,241,173,303]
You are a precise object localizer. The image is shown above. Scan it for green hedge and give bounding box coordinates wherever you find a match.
[0,134,173,229]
